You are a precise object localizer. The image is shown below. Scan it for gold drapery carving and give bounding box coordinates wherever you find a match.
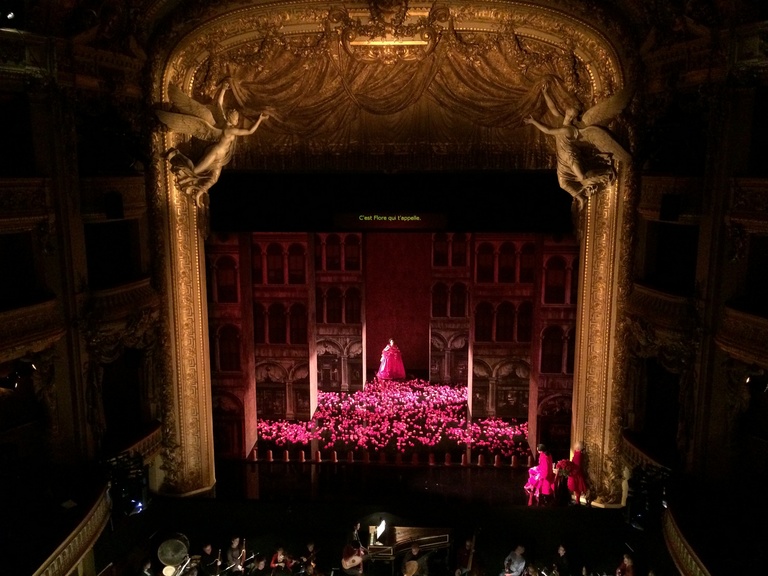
[157,2,628,168]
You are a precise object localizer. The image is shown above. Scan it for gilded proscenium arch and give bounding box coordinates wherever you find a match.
[149,0,634,499]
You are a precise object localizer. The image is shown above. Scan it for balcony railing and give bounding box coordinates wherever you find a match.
[32,483,112,576]
[0,299,65,364]
[715,306,768,365]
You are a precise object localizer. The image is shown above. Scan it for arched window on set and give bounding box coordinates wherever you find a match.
[433,233,448,267]
[314,234,323,271]
[450,283,467,317]
[268,303,286,343]
[345,235,361,270]
[345,287,361,324]
[520,243,536,283]
[215,256,238,303]
[289,303,308,344]
[432,283,448,317]
[476,243,494,283]
[267,243,283,284]
[218,324,241,371]
[566,327,576,373]
[517,301,533,342]
[475,301,493,342]
[326,287,343,323]
[251,242,263,284]
[570,255,580,304]
[544,256,567,304]
[253,303,266,344]
[499,242,516,283]
[326,234,341,270]
[315,287,324,324]
[288,243,306,284]
[451,233,467,267]
[496,301,515,342]
[541,325,564,373]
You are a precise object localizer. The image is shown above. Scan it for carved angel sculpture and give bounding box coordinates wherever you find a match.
[524,83,632,208]
[156,80,268,201]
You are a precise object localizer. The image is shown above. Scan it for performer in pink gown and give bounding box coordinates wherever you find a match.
[567,441,588,505]
[377,338,406,380]
[524,443,555,505]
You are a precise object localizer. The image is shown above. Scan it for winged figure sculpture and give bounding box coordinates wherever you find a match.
[156,80,268,202]
[524,82,633,208]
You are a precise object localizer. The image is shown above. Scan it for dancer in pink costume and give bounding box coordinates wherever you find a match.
[524,443,555,505]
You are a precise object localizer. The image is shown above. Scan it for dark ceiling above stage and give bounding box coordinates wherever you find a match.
[210,170,574,235]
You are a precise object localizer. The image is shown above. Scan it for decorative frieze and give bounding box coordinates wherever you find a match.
[80,176,147,220]
[0,178,52,230]
[729,177,768,233]
[0,300,65,364]
[715,307,768,367]
[638,176,704,221]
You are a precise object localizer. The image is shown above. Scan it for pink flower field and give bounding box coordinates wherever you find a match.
[257,379,530,459]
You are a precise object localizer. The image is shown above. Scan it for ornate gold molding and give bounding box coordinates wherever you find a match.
[638,175,704,222]
[715,307,768,368]
[573,166,635,505]
[0,300,66,364]
[0,178,52,231]
[662,509,713,576]
[729,177,768,234]
[79,176,148,220]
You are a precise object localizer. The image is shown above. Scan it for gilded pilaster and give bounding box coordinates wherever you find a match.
[572,173,631,504]
[149,127,216,494]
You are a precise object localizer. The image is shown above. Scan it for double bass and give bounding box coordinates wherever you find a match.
[456,533,484,576]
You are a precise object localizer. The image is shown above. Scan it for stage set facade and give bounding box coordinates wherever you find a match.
[1,1,767,575]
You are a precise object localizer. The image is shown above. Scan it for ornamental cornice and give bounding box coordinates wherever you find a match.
[154,1,628,103]
[0,30,57,80]
[80,176,148,220]
[641,29,728,94]
[638,175,704,222]
[0,178,53,230]
[0,300,66,365]
[626,283,698,334]
[81,279,161,362]
[715,306,768,369]
[728,177,768,233]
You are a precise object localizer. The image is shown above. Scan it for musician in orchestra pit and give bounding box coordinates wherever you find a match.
[297,540,318,575]
[137,558,153,576]
[270,546,295,575]
[250,555,270,576]
[401,542,431,576]
[348,522,366,552]
[199,543,222,576]
[455,538,474,576]
[341,544,365,576]
[227,537,246,573]
[500,545,526,576]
